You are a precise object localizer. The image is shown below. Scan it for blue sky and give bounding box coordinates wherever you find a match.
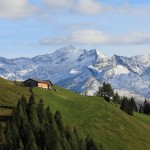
[0,0,150,58]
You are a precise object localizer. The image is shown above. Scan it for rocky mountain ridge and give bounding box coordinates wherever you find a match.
[0,45,149,102]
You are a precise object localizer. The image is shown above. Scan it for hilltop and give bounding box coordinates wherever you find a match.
[0,78,150,150]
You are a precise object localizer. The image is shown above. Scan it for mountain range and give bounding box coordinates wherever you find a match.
[0,45,150,102]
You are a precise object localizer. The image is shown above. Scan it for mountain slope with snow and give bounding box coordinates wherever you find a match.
[0,45,149,101]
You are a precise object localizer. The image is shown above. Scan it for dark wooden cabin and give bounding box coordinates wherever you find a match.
[23,78,53,89]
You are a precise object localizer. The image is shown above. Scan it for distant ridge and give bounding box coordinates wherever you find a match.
[0,45,149,101]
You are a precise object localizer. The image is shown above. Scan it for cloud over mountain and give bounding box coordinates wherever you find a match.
[40,30,150,46]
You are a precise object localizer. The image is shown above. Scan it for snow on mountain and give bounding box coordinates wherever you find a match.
[0,45,149,101]
[79,77,102,96]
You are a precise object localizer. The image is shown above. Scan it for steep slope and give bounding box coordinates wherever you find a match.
[0,46,149,101]
[0,77,30,116]
[32,87,150,150]
[0,77,30,107]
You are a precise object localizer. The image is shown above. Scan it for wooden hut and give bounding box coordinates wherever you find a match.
[23,78,53,89]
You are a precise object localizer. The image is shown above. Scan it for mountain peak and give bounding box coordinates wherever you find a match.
[56,45,76,52]
[95,50,108,59]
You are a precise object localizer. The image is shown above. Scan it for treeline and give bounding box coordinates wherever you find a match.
[97,83,137,116]
[139,99,150,115]
[120,97,137,116]
[97,82,150,116]
[0,95,103,150]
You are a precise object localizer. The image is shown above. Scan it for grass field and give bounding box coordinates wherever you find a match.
[0,77,30,115]
[0,77,150,150]
[33,86,150,150]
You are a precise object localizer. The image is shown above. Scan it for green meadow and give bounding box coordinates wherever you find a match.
[0,77,150,150]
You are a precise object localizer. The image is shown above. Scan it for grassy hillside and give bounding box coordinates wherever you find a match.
[33,86,150,150]
[0,77,30,115]
[0,78,150,150]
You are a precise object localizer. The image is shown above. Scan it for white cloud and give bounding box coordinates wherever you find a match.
[39,30,150,46]
[43,0,106,14]
[0,0,37,19]
[74,0,104,14]
[70,29,110,44]
[115,32,150,45]
[43,0,72,8]
[43,0,150,15]
[39,29,110,45]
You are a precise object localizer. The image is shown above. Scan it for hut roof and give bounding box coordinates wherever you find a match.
[23,78,53,86]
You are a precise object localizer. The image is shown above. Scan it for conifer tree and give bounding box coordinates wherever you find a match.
[37,99,46,125]
[97,86,102,96]
[143,100,150,114]
[11,121,20,149]
[73,127,80,148]
[0,123,5,145]
[27,94,39,131]
[25,125,38,150]
[131,97,137,111]
[45,106,61,150]
[19,95,27,112]
[86,136,99,150]
[78,138,86,150]
[139,104,143,113]
[65,125,78,150]
[101,82,114,97]
[18,137,24,150]
[114,92,120,104]
[54,111,65,136]
[120,97,134,116]
[5,121,13,149]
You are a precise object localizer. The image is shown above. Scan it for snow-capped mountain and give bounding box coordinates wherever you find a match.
[0,45,149,102]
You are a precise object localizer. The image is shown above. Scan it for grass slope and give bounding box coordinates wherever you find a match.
[0,77,30,115]
[0,78,150,150]
[33,86,150,150]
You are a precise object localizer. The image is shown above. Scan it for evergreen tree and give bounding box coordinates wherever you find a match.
[11,121,20,149]
[86,136,99,150]
[27,94,39,131]
[101,82,114,97]
[54,111,65,136]
[113,92,120,104]
[0,123,5,145]
[139,104,143,113]
[15,101,28,128]
[45,106,61,150]
[19,95,27,112]
[37,99,46,125]
[99,82,114,102]
[73,127,80,148]
[120,97,126,112]
[143,100,150,115]
[5,121,13,149]
[131,97,137,112]
[120,97,133,116]
[97,86,102,96]
[18,137,24,150]
[25,125,38,150]
[78,138,86,150]
[65,125,78,150]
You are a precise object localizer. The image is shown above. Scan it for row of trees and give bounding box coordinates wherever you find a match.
[99,82,150,116]
[120,97,137,116]
[139,100,150,115]
[0,95,103,150]
[97,82,137,116]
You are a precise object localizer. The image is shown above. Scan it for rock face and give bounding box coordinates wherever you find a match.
[0,45,150,101]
